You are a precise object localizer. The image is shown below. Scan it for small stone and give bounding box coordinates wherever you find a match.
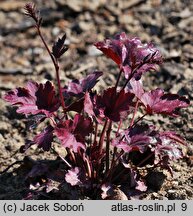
[105,187,128,200]
[168,189,175,194]
[186,188,193,197]
[87,45,102,56]
[152,192,158,198]
[172,181,179,187]
[52,27,60,36]
[146,171,166,191]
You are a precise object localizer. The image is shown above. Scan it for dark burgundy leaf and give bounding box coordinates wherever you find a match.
[128,147,155,167]
[66,98,84,113]
[81,71,103,92]
[96,87,135,122]
[111,162,137,187]
[3,81,60,117]
[35,81,60,115]
[55,114,93,152]
[73,113,93,138]
[26,163,49,180]
[140,88,190,116]
[3,81,38,113]
[112,124,155,153]
[52,33,68,59]
[63,71,103,98]
[95,32,162,80]
[64,80,82,98]
[20,126,54,152]
[34,126,54,151]
[95,40,122,65]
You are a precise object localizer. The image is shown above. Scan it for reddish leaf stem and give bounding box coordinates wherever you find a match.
[122,61,147,90]
[67,148,76,165]
[55,58,67,114]
[98,119,109,154]
[93,121,98,145]
[115,68,123,89]
[105,120,112,173]
[122,73,133,90]
[111,147,117,170]
[110,120,122,169]
[131,113,147,128]
[36,27,66,114]
[104,150,124,182]
[130,99,139,127]
[84,157,92,178]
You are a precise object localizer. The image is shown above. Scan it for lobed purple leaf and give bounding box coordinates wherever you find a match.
[63,71,103,98]
[112,124,155,153]
[3,81,60,117]
[95,32,163,80]
[55,114,93,153]
[96,87,135,122]
[20,126,54,152]
[140,88,190,116]
[34,125,54,151]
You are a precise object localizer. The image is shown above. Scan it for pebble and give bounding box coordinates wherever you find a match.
[52,27,60,36]
[87,45,102,56]
[167,189,176,194]
[186,188,193,197]
[172,181,179,187]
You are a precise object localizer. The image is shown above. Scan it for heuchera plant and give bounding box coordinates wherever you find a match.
[3,3,190,199]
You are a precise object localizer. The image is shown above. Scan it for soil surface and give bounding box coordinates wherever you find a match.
[0,0,192,199]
